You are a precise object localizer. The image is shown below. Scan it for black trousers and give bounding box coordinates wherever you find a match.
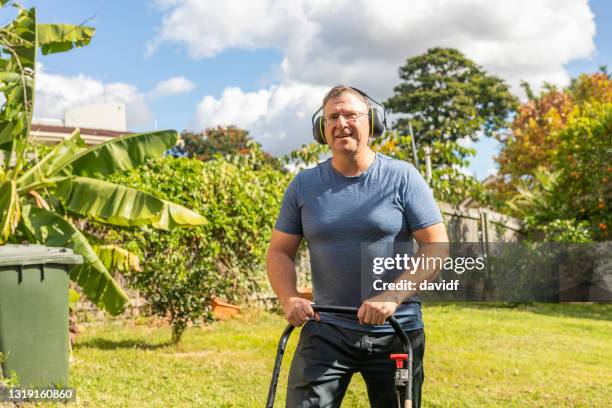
[286,320,425,408]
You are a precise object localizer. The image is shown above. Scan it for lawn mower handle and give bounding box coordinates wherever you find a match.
[265,304,413,408]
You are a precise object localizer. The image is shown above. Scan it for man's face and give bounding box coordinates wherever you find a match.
[322,92,370,155]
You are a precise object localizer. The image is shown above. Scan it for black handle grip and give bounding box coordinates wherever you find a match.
[311,305,358,314]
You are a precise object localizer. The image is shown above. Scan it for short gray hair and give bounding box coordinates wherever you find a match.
[322,85,370,110]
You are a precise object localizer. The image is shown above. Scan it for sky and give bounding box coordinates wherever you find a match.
[3,0,610,179]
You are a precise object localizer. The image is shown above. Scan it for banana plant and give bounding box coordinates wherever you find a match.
[0,3,206,315]
[507,166,561,218]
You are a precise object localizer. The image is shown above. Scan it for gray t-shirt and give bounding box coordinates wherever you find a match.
[275,153,443,332]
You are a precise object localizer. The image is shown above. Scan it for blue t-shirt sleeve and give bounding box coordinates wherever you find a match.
[402,164,444,231]
[274,175,303,235]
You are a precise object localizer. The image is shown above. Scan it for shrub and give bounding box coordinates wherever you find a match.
[104,155,290,342]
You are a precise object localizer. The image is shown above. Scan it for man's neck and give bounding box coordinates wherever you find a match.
[331,148,376,177]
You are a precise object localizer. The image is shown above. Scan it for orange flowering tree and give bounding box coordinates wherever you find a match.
[495,72,611,240]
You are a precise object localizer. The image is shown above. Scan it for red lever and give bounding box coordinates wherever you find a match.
[389,353,408,369]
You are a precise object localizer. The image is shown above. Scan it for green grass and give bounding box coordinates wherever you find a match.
[51,304,612,407]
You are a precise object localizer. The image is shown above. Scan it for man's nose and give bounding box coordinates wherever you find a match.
[335,114,349,127]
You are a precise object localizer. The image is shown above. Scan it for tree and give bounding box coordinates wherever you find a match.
[495,73,611,192]
[383,48,516,206]
[569,70,612,103]
[386,47,517,145]
[179,125,281,169]
[496,73,612,241]
[0,3,205,314]
[494,72,612,215]
[493,85,574,203]
[180,126,252,160]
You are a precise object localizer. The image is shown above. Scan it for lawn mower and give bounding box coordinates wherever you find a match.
[266,305,413,408]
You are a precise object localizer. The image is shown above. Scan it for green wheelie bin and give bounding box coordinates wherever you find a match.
[0,244,83,386]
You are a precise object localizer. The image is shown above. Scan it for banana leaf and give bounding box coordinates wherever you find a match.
[54,176,206,229]
[0,121,15,145]
[36,23,95,55]
[0,179,20,243]
[16,128,88,191]
[0,72,20,83]
[20,205,128,315]
[0,7,36,149]
[94,245,142,273]
[54,129,179,178]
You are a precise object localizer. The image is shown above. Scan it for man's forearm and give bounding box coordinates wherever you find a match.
[266,249,300,305]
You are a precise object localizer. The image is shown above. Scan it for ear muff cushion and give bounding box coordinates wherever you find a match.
[312,116,326,144]
[369,108,385,138]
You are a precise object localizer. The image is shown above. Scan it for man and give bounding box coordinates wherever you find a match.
[267,85,448,407]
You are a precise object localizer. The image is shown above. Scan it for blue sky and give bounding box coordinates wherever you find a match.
[5,0,610,179]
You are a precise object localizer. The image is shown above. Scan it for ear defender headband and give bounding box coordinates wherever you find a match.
[311,87,387,145]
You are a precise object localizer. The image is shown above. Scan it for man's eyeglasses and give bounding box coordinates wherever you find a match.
[324,112,368,126]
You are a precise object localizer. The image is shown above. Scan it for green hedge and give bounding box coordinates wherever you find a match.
[104,155,290,341]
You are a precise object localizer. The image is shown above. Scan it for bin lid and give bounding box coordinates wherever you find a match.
[0,244,83,267]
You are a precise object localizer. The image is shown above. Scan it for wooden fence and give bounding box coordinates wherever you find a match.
[438,202,524,243]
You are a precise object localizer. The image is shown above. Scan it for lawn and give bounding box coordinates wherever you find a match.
[50,304,612,407]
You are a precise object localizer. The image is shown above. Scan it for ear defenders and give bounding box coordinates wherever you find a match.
[311,87,387,145]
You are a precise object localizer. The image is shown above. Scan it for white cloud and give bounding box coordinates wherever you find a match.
[148,0,318,59]
[149,76,195,99]
[35,65,153,129]
[193,82,329,155]
[152,0,596,154]
[152,0,595,95]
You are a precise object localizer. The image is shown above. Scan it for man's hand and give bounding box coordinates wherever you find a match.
[357,301,399,325]
[282,296,320,327]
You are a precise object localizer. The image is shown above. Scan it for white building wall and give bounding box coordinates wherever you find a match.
[64,102,127,132]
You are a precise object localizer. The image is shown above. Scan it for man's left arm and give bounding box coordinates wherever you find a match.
[357,222,449,325]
